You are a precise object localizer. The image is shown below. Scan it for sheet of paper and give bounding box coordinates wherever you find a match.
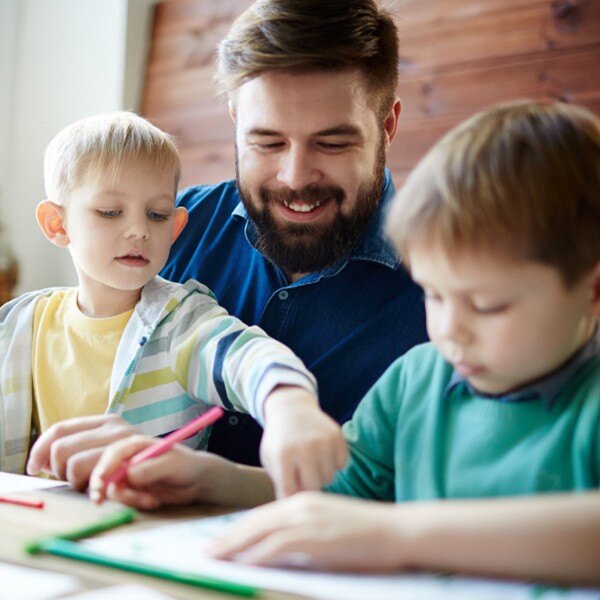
[0,472,67,494]
[69,584,176,600]
[83,512,600,600]
[0,561,80,600]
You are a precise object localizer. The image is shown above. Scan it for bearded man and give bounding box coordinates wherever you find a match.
[28,0,427,485]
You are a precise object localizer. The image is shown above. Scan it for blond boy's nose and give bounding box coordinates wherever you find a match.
[124,219,150,239]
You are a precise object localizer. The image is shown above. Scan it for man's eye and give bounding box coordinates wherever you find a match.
[319,142,350,151]
[147,211,169,222]
[96,210,120,218]
[257,142,285,150]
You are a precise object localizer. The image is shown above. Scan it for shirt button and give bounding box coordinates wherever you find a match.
[278,290,289,300]
[228,415,239,426]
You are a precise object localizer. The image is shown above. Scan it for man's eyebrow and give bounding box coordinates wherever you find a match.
[314,125,362,137]
[246,127,282,137]
[245,125,363,137]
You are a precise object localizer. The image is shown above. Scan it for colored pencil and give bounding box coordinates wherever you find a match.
[32,538,258,597]
[25,507,137,555]
[105,406,224,486]
[0,495,44,509]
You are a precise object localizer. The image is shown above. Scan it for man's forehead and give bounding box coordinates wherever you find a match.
[231,70,378,132]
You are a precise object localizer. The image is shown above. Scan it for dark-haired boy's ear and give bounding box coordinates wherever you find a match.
[383,98,401,149]
[171,206,188,242]
[590,261,600,318]
[36,200,69,248]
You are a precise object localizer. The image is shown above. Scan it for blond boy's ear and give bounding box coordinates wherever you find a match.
[172,206,188,242]
[36,200,69,248]
[228,100,236,123]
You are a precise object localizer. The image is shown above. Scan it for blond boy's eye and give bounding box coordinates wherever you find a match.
[147,211,169,222]
[96,209,120,218]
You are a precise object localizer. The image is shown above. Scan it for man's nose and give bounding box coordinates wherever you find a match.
[276,146,321,190]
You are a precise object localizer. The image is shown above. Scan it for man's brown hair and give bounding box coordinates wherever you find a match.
[216,0,399,116]
[386,100,600,287]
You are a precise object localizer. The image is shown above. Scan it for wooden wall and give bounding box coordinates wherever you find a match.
[141,0,600,189]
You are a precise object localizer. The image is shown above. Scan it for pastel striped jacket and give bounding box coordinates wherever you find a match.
[0,277,316,473]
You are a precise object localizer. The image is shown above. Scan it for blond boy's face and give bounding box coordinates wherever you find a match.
[409,242,599,395]
[60,162,182,300]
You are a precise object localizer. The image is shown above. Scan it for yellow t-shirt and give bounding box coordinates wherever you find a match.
[32,289,133,435]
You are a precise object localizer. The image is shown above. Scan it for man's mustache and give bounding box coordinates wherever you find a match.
[259,185,345,205]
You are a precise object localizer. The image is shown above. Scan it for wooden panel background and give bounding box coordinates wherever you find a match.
[141,0,600,190]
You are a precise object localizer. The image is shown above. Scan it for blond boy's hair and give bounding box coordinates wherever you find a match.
[44,112,181,202]
[216,0,399,118]
[386,100,600,287]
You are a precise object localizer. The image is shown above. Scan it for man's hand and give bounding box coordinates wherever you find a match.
[89,435,274,510]
[260,387,348,498]
[26,414,136,490]
[206,492,402,571]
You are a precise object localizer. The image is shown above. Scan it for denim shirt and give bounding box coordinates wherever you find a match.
[162,171,428,465]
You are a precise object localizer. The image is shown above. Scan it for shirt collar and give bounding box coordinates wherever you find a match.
[231,169,401,272]
[444,325,600,408]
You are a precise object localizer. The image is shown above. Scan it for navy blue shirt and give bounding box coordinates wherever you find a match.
[161,171,427,465]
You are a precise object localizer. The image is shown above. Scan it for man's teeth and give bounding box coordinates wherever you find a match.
[283,200,322,212]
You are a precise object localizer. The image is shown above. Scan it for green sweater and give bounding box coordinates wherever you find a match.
[329,342,600,501]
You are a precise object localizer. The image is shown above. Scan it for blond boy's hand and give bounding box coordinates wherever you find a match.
[260,387,348,498]
[26,415,136,490]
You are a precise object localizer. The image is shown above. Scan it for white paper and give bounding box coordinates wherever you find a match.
[69,584,175,600]
[83,513,600,600]
[0,472,67,494]
[0,562,80,600]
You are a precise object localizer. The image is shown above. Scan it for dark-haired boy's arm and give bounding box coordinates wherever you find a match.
[208,490,600,585]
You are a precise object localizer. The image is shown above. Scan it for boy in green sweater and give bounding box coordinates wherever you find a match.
[90,100,600,584]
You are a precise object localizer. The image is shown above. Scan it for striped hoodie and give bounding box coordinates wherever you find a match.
[0,277,316,473]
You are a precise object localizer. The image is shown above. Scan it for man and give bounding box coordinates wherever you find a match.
[27,0,427,487]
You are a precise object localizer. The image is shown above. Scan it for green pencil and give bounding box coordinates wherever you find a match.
[33,538,259,597]
[24,507,137,555]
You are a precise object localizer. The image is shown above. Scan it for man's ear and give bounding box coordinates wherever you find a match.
[36,200,69,248]
[383,98,401,148]
[171,206,188,242]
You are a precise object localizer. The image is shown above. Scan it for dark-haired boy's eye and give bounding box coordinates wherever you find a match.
[473,304,508,315]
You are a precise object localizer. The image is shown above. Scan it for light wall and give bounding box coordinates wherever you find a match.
[0,0,158,293]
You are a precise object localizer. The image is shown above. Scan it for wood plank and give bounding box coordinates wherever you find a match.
[152,0,247,36]
[398,48,600,122]
[398,1,600,73]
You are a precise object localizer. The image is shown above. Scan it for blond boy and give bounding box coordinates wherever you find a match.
[0,112,346,496]
[92,102,600,584]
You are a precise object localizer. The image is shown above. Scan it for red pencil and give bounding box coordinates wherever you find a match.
[0,495,45,509]
[104,406,225,487]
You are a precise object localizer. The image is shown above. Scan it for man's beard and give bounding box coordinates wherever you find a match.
[235,139,386,275]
